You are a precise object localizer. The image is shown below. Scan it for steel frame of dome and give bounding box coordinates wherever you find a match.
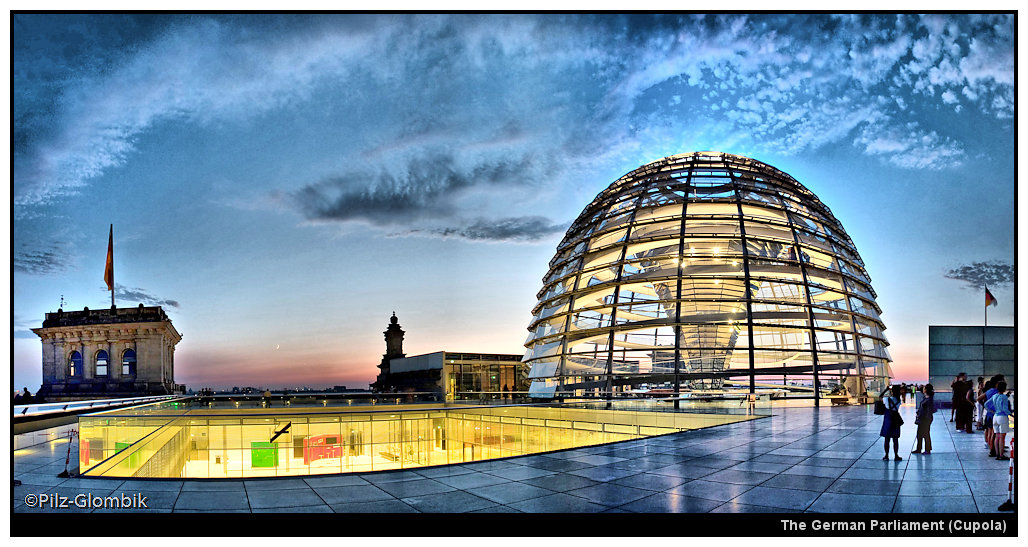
[523,152,892,402]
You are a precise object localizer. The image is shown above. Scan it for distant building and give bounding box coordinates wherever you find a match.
[32,305,184,400]
[369,313,527,399]
[371,312,406,392]
[388,351,527,400]
[928,326,1015,393]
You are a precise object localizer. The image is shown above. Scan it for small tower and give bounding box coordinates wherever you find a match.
[373,312,405,391]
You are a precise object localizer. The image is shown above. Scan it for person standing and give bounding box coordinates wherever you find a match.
[912,384,936,455]
[953,373,974,433]
[880,385,903,461]
[990,381,1012,460]
[975,377,986,430]
[950,374,962,422]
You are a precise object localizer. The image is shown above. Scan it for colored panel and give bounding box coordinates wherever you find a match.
[250,441,279,468]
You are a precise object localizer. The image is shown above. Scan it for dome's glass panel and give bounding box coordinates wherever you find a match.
[523,152,892,399]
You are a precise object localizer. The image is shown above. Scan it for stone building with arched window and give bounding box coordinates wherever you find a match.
[32,304,184,400]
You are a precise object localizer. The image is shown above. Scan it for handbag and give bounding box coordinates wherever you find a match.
[892,410,904,426]
[874,400,886,415]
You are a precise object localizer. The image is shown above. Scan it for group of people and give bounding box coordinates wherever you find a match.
[879,373,1014,461]
[964,374,1013,460]
[12,387,43,405]
[879,383,936,459]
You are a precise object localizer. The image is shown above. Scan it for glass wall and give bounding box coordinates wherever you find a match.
[524,152,892,399]
[79,403,759,479]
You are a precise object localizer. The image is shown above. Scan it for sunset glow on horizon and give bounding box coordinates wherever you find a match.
[13,14,1015,391]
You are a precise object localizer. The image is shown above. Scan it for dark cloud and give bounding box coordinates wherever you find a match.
[291,154,539,237]
[405,216,569,243]
[944,261,1014,289]
[13,245,68,275]
[114,284,180,308]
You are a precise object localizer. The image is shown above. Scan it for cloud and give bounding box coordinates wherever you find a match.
[292,154,532,224]
[12,14,1015,215]
[401,216,568,243]
[13,243,70,275]
[113,284,180,308]
[944,261,1014,289]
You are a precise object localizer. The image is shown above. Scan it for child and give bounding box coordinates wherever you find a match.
[991,382,1012,460]
[912,383,936,454]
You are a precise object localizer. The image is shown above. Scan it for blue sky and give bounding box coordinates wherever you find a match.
[12,14,1015,390]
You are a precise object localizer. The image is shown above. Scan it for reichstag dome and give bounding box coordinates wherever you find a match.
[523,152,892,401]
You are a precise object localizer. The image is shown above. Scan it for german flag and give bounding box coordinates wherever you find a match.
[985,286,998,308]
[104,225,114,291]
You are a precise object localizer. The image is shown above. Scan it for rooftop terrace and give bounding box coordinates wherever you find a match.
[13,402,1014,514]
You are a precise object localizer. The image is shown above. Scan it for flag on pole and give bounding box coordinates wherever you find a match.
[104,225,114,291]
[985,286,998,308]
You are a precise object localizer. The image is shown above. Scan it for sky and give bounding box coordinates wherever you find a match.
[11,13,1016,390]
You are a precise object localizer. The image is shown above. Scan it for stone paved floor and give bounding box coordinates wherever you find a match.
[12,403,1015,513]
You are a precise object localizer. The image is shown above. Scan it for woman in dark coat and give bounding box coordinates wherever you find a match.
[880,385,903,460]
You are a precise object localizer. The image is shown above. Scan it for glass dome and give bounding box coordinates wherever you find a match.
[523,152,891,400]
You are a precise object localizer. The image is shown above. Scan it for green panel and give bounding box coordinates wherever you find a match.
[115,442,141,468]
[251,442,279,468]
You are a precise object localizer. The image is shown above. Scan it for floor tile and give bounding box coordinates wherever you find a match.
[174,490,250,511]
[702,469,776,485]
[303,475,371,488]
[374,478,455,498]
[253,505,333,513]
[619,492,722,513]
[433,472,509,489]
[401,490,496,513]
[361,470,431,484]
[611,472,689,492]
[647,463,720,480]
[246,488,325,509]
[806,492,896,513]
[666,480,755,502]
[244,478,311,491]
[310,484,392,505]
[897,480,972,497]
[465,482,554,505]
[893,495,979,513]
[484,466,556,481]
[414,465,476,479]
[723,461,794,474]
[516,458,595,473]
[565,454,627,466]
[567,465,639,482]
[827,478,902,496]
[761,474,836,492]
[181,480,245,491]
[520,473,599,492]
[566,483,654,506]
[507,492,608,513]
[731,486,820,510]
[331,499,420,513]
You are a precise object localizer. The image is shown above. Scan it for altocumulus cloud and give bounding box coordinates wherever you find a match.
[944,261,1014,290]
[14,14,1014,231]
[13,242,70,275]
[114,284,180,308]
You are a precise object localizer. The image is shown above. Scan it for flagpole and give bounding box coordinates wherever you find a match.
[985,285,988,327]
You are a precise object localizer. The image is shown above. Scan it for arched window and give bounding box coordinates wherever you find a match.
[69,351,82,377]
[122,349,136,376]
[95,350,109,377]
